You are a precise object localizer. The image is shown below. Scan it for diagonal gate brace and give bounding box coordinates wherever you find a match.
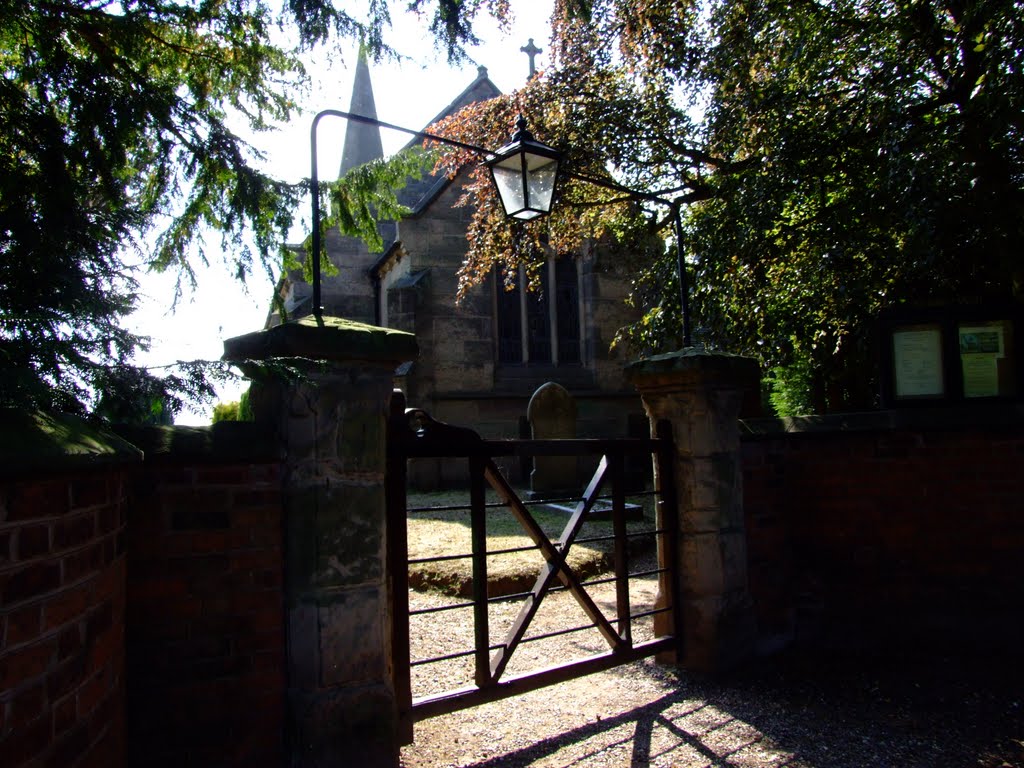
[484,456,625,682]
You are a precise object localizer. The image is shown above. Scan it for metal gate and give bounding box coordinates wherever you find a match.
[386,393,681,743]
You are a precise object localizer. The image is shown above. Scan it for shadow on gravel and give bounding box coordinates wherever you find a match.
[460,648,1024,768]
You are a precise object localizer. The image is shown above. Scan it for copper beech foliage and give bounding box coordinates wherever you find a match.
[424,63,726,310]
[427,87,640,303]
[423,0,751,314]
[431,0,1024,413]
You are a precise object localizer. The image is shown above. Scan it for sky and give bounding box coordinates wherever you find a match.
[128,2,555,424]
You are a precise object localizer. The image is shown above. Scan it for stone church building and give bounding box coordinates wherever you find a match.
[269,56,646,486]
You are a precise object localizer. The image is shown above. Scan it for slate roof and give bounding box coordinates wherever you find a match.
[366,65,501,278]
[394,65,501,216]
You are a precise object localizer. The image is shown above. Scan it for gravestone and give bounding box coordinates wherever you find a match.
[527,382,577,497]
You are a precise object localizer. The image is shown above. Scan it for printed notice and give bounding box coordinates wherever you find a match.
[960,325,1004,398]
[893,327,944,398]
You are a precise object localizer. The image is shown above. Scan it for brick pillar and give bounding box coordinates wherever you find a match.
[224,316,416,768]
[627,349,759,675]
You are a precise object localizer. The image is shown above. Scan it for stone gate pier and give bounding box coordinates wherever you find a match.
[224,315,416,768]
[627,349,760,675]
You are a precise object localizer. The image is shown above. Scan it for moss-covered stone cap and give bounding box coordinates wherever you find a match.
[222,314,418,364]
[626,347,760,383]
[0,409,143,476]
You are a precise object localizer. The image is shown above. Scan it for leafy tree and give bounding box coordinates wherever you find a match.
[210,385,254,423]
[94,369,176,426]
[0,0,507,416]
[212,401,241,423]
[239,385,254,420]
[688,0,1024,411]
[427,64,699,317]
[430,0,1023,413]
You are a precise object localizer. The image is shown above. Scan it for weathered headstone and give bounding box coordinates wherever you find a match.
[527,382,577,497]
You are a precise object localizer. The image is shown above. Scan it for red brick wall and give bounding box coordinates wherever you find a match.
[743,418,1024,648]
[125,453,284,768]
[0,469,128,768]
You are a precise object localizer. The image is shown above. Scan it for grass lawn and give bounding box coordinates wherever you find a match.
[405,488,657,597]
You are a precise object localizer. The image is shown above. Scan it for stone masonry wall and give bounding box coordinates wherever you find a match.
[742,410,1024,651]
[222,314,418,767]
[0,465,129,768]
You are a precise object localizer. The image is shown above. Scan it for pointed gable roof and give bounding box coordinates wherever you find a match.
[396,66,501,215]
[350,64,502,280]
[339,50,384,177]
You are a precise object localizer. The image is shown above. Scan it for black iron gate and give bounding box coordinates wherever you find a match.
[386,393,681,743]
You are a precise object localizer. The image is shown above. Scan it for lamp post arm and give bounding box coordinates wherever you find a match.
[563,169,672,207]
[313,108,494,162]
[308,109,497,318]
[562,168,694,208]
[310,115,323,316]
[306,108,694,346]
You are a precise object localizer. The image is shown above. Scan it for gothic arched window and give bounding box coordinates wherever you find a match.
[495,256,581,366]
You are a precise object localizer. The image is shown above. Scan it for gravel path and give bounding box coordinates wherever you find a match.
[399,557,1024,767]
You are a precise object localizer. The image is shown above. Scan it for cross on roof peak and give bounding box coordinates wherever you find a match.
[520,38,542,79]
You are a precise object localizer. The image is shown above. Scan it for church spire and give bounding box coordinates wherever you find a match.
[339,48,384,178]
